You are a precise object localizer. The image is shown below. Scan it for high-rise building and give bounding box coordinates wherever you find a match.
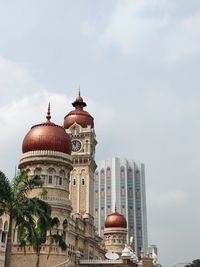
[94,157,148,256]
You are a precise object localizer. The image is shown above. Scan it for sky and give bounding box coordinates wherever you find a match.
[0,0,200,266]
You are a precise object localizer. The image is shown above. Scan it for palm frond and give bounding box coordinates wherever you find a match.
[24,198,51,223]
[12,171,43,200]
[0,170,12,203]
[1,169,53,265]
[52,234,67,251]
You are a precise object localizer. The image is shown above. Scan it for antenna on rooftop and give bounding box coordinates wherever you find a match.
[105,251,119,260]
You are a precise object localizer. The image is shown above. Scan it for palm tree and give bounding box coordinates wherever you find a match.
[0,170,51,267]
[47,217,67,260]
[19,217,67,267]
[186,260,200,267]
[19,214,50,267]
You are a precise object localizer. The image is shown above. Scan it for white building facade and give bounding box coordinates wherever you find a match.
[94,157,148,256]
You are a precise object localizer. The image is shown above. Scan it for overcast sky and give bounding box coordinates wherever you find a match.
[0,1,200,266]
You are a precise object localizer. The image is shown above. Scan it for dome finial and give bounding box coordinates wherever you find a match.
[46,102,51,121]
[115,203,117,212]
[72,89,86,109]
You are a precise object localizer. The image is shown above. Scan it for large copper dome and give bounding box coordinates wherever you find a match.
[64,91,94,129]
[22,104,72,154]
[105,211,127,228]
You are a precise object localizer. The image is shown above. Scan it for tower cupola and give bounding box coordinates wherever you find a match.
[63,90,94,129]
[104,209,128,254]
[105,211,127,228]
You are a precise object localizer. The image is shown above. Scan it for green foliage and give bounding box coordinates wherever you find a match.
[0,170,51,267]
[0,170,46,218]
[0,171,12,215]
[0,169,67,267]
[49,232,67,252]
[19,215,67,261]
[47,218,67,259]
[18,216,50,255]
[185,260,200,267]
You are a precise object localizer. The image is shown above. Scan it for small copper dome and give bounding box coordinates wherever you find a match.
[105,211,127,228]
[22,104,72,154]
[75,94,83,102]
[63,90,94,129]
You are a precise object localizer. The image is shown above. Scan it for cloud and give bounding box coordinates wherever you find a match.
[0,91,115,179]
[149,188,189,209]
[0,90,69,178]
[0,56,44,105]
[99,0,200,62]
[80,21,96,35]
[164,10,200,62]
[0,56,115,178]
[0,57,63,176]
[0,3,200,266]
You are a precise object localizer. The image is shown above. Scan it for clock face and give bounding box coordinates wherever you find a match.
[71,139,82,152]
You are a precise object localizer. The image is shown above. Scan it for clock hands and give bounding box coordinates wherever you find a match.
[71,140,81,152]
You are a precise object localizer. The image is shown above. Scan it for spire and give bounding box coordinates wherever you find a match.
[46,102,51,121]
[78,86,81,97]
[115,203,117,212]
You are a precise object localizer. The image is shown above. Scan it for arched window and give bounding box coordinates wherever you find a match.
[48,175,52,184]
[120,166,125,179]
[1,221,8,243]
[95,171,99,182]
[100,169,105,179]
[80,170,86,186]
[48,168,55,185]
[95,208,98,219]
[0,219,3,243]
[34,168,42,175]
[95,190,98,199]
[4,221,8,231]
[101,188,104,198]
[128,167,133,179]
[63,219,68,229]
[58,177,62,185]
[59,170,65,186]
[63,219,68,242]
[106,167,111,178]
[1,232,6,243]
[52,217,60,236]
[85,140,89,152]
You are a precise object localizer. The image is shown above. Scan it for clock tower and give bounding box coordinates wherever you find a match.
[64,91,97,217]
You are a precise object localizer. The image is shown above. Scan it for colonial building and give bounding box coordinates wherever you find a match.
[0,91,158,267]
[0,93,104,267]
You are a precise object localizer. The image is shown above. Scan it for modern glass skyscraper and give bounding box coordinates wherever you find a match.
[94,157,148,256]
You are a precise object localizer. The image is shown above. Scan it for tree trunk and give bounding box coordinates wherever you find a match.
[36,252,40,267]
[4,215,13,267]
